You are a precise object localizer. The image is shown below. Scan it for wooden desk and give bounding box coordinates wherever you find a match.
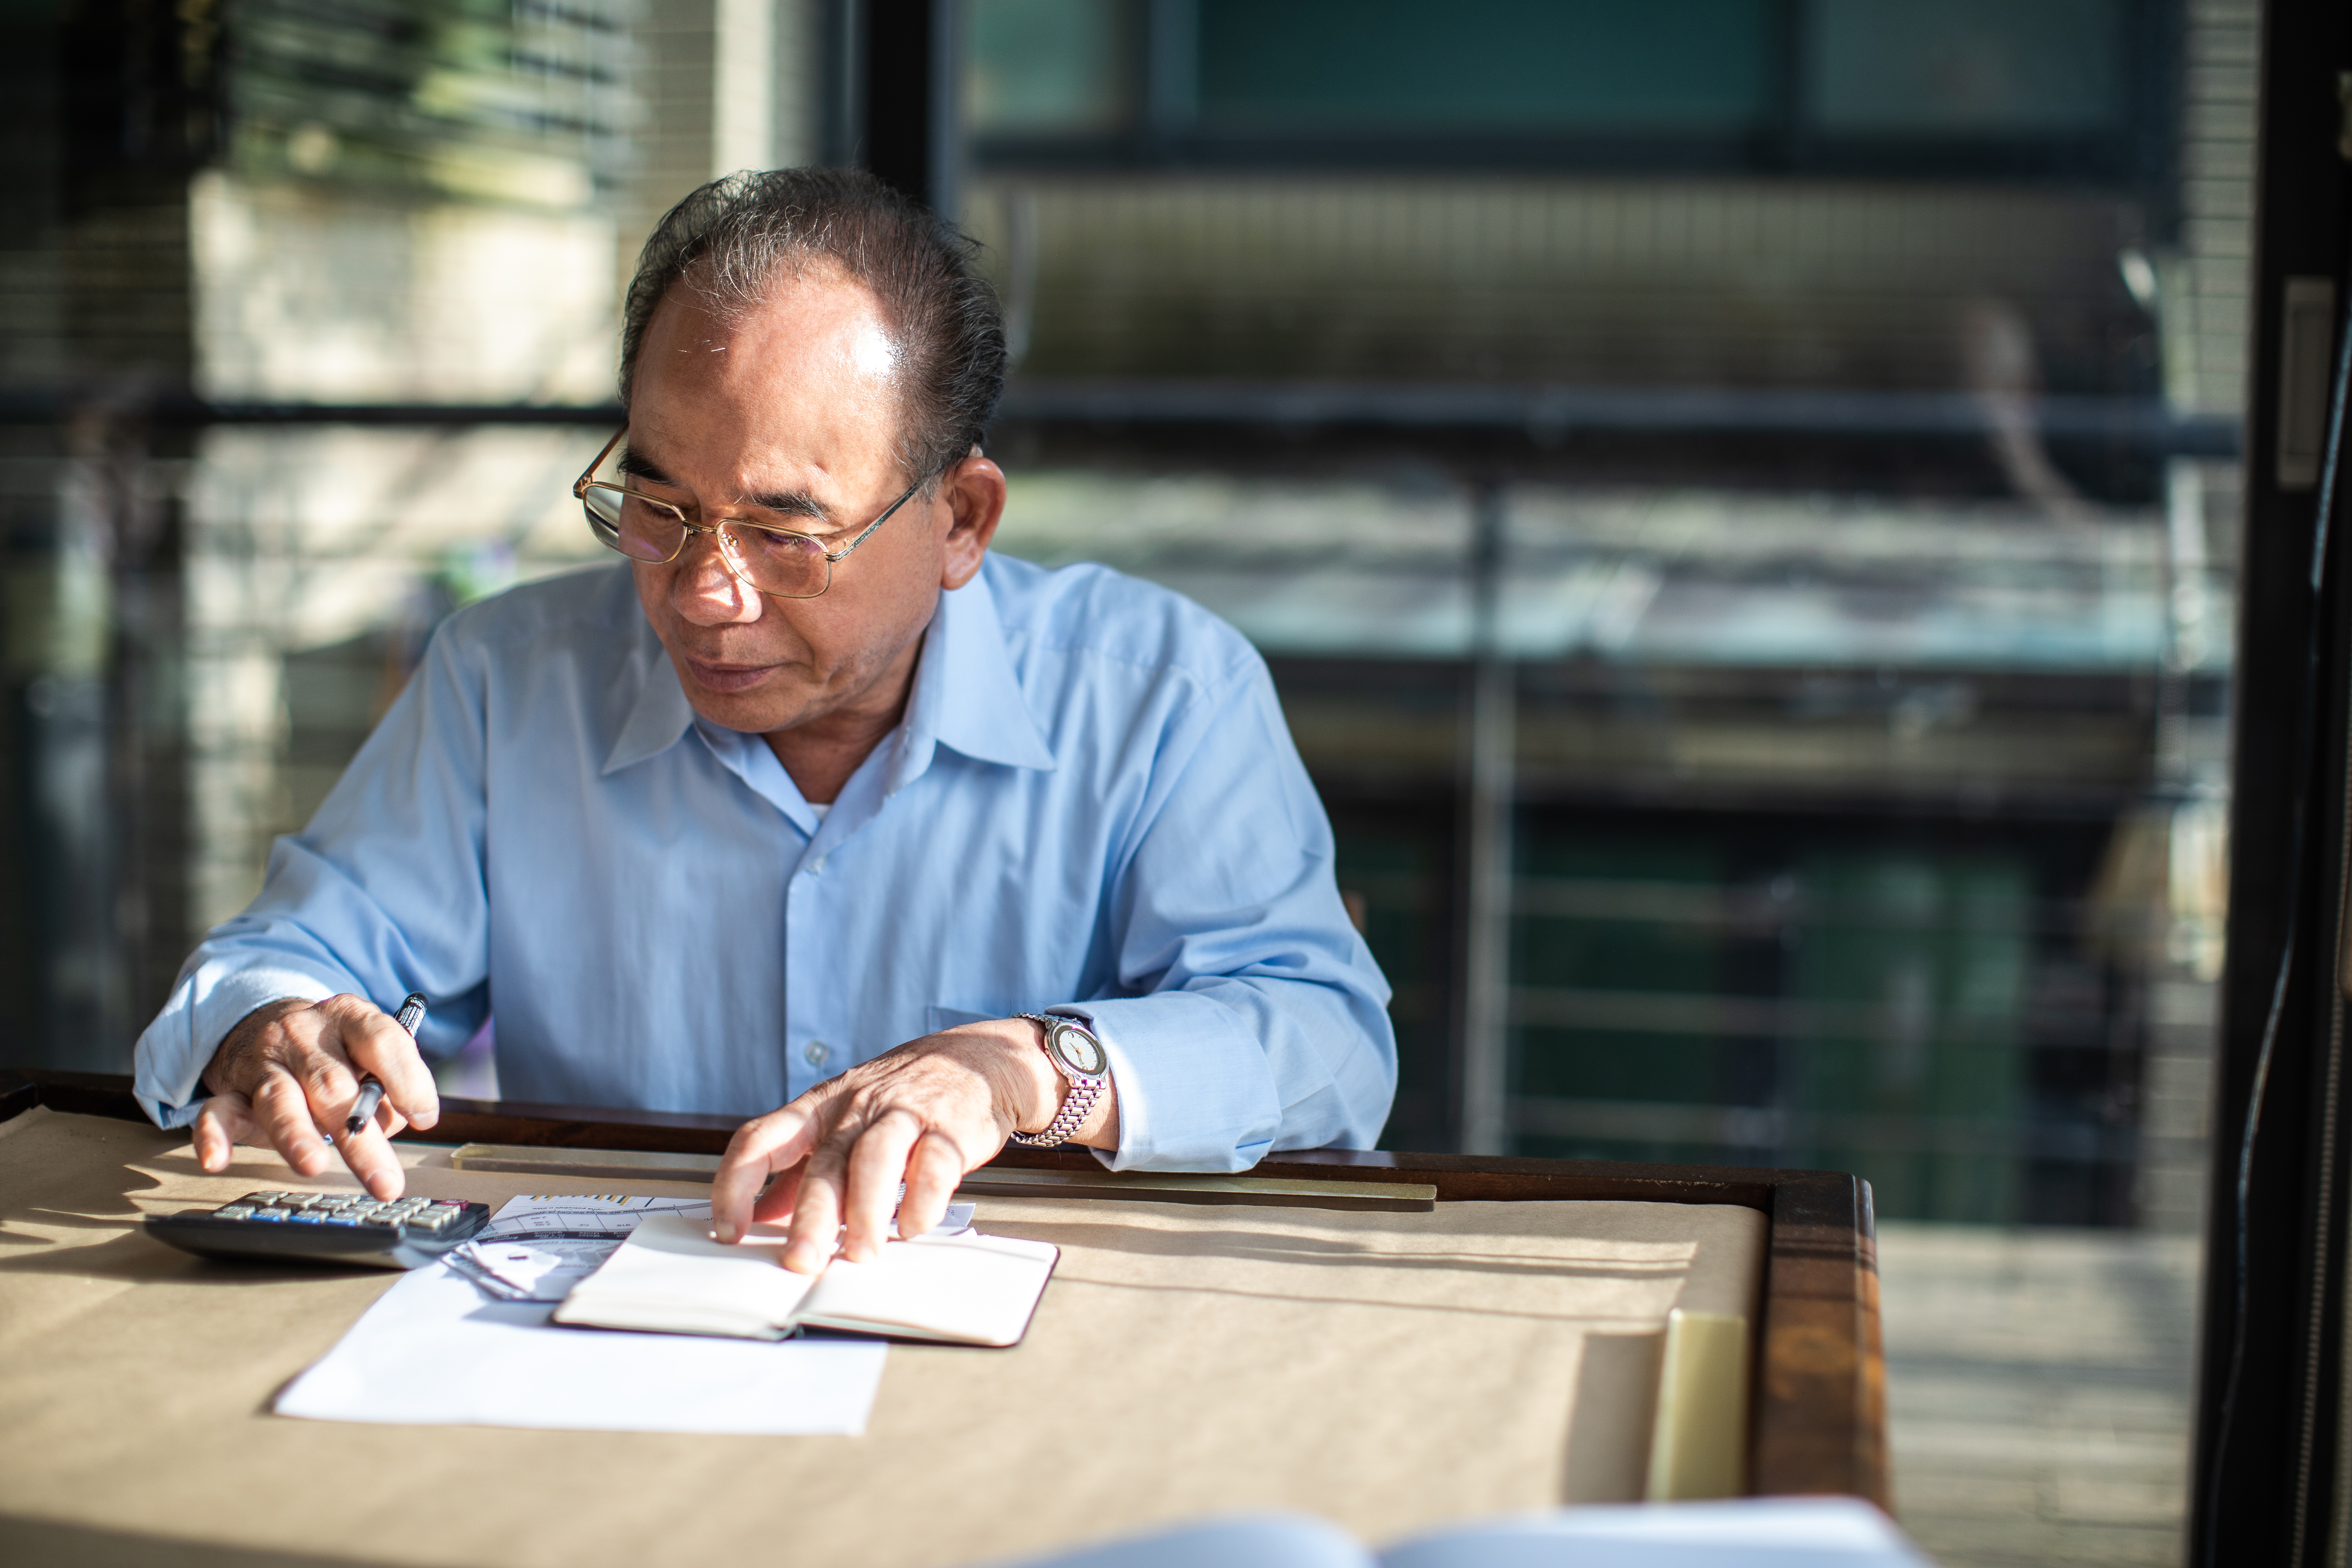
[0,1072,1883,1567]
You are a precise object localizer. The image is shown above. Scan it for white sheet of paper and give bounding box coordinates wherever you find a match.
[480,1193,712,1240]
[450,1237,618,1302]
[275,1260,887,1434]
[446,1195,719,1302]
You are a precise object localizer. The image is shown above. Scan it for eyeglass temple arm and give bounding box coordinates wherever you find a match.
[824,479,926,563]
[575,428,628,497]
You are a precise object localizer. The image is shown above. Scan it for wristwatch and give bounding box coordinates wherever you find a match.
[1007,1013,1110,1148]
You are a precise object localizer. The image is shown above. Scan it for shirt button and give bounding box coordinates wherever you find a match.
[807,856,827,876]
[803,1040,833,1068]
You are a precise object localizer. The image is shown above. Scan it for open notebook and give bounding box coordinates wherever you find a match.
[551,1212,1059,1346]
[993,1498,1932,1568]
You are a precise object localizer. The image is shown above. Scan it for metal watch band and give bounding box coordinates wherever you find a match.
[1006,1013,1107,1149]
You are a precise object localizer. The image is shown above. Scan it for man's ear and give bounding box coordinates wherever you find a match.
[938,448,1007,591]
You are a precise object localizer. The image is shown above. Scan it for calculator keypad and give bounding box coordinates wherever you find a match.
[205,1191,479,1233]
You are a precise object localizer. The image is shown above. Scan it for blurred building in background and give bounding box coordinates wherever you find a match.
[965,0,2248,1237]
[4,0,2249,1243]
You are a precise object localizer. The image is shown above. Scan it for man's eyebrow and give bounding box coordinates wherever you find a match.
[614,449,676,485]
[743,488,835,525]
[615,449,838,527]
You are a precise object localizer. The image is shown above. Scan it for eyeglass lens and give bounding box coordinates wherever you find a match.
[583,485,831,598]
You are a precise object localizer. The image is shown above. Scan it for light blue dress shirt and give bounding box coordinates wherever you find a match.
[133,555,1398,1170]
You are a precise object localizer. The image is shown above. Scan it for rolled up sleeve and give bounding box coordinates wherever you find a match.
[132,616,496,1129]
[1068,656,1397,1171]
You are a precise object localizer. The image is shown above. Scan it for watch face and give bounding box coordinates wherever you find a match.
[1048,1020,1107,1076]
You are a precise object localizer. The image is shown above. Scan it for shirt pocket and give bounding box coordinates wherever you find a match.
[926,1005,997,1034]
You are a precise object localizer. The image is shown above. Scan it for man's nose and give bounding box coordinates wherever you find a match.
[671,529,762,625]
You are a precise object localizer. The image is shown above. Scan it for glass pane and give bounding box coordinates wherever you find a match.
[966,0,1136,136]
[1196,0,1776,133]
[1805,0,2129,135]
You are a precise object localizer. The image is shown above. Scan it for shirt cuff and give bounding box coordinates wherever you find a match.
[1047,996,1281,1172]
[133,966,344,1129]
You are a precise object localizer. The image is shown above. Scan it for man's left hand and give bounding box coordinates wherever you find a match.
[709,1019,1116,1274]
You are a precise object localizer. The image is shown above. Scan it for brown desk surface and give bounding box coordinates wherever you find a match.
[0,1106,1782,1568]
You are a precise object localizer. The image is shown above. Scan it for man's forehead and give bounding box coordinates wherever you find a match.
[654,260,895,365]
[629,269,904,507]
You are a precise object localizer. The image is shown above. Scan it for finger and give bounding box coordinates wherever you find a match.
[251,1069,336,1177]
[342,1004,440,1132]
[713,1108,819,1242]
[191,1094,256,1174]
[782,1140,850,1275]
[897,1127,967,1240]
[841,1109,924,1262]
[331,1115,408,1202]
[751,1160,806,1225]
[291,1038,364,1141]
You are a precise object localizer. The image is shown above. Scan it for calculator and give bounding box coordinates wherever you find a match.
[144,1191,492,1270]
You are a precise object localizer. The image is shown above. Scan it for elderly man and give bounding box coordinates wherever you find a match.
[133,169,1395,1274]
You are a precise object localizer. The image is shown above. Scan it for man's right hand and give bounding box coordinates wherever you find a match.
[191,995,440,1200]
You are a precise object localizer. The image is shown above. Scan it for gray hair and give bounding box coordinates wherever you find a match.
[620,168,1007,489]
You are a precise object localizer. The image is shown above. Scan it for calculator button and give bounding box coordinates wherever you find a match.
[213,1205,255,1219]
[288,1211,326,1224]
[241,1192,286,1206]
[248,1209,287,1223]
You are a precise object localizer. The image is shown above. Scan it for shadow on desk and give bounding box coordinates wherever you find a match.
[0,1133,343,1286]
[0,1516,371,1568]
[0,1225,380,1289]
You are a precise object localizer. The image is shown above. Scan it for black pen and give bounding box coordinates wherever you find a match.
[346,992,429,1136]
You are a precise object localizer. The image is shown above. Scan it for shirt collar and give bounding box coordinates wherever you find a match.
[890,563,1056,790]
[602,625,695,777]
[601,561,1054,782]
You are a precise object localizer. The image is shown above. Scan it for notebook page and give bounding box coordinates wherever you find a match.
[554,1213,1057,1345]
[553,1212,819,1339]
[798,1231,1059,1346]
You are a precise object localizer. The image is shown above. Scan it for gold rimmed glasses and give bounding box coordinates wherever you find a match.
[572,428,923,600]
